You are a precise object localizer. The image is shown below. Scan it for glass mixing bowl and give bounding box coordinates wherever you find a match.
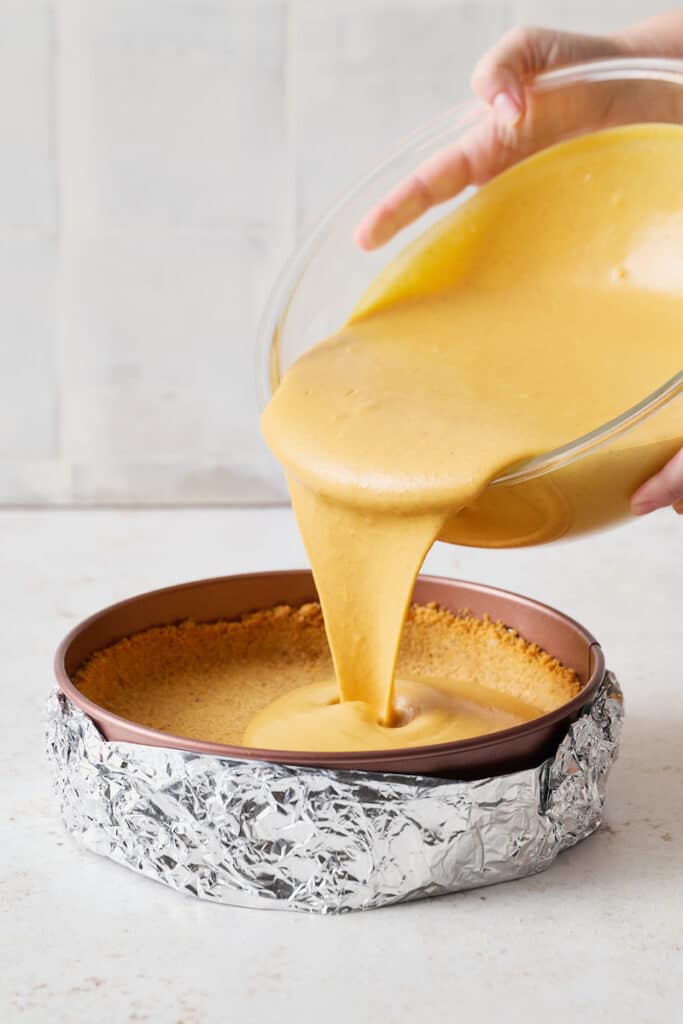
[257,58,683,546]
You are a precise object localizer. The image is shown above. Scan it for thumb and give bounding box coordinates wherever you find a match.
[631,448,683,515]
[471,27,625,126]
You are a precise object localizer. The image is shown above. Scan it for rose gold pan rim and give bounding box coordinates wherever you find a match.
[54,571,605,778]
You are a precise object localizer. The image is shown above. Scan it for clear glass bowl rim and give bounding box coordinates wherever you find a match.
[256,57,683,487]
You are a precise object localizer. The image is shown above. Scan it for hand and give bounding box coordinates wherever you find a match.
[353,26,629,251]
[354,22,683,518]
[632,450,683,517]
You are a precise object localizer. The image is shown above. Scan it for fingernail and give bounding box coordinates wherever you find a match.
[354,218,384,251]
[631,500,659,516]
[354,224,373,251]
[493,90,523,128]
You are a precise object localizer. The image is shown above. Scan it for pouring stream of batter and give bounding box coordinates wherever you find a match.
[250,125,683,750]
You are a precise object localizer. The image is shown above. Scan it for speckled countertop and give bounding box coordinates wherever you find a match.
[4,507,681,1023]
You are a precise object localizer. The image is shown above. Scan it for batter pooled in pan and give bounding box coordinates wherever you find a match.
[75,603,580,750]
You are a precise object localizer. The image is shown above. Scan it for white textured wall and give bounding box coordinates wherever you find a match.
[1,0,658,505]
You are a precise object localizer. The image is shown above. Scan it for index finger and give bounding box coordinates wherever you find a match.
[354,113,507,250]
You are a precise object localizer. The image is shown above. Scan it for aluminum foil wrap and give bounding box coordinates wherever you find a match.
[46,674,623,914]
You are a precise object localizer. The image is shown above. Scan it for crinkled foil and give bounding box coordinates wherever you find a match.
[46,674,623,914]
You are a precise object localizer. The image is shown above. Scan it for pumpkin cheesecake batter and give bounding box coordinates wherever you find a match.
[256,125,682,748]
[75,603,580,749]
